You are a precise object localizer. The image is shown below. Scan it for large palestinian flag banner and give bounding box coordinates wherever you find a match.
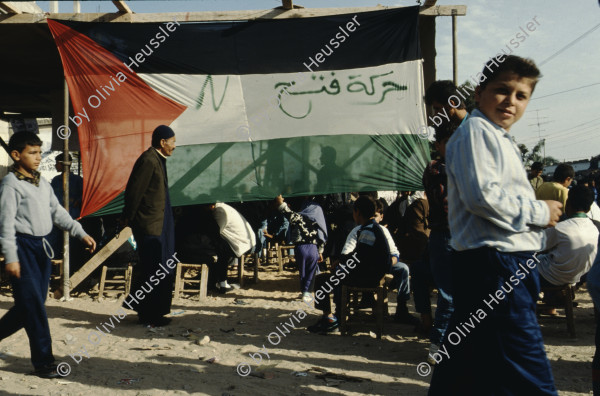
[47,6,429,218]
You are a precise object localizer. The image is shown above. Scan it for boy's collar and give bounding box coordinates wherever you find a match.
[570,212,588,219]
[9,164,41,187]
[472,109,511,136]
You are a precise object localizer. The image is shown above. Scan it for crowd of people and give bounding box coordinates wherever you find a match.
[1,54,599,395]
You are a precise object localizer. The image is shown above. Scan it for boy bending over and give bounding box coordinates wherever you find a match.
[538,185,598,313]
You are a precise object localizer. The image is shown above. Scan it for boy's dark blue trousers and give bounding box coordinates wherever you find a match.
[0,233,54,369]
[428,247,557,396]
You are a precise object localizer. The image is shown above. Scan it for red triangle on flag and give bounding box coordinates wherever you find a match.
[47,19,187,218]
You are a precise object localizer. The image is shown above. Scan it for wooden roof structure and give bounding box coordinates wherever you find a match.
[0,0,466,298]
[1,0,464,22]
[0,0,465,121]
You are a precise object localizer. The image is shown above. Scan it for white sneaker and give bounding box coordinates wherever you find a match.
[427,343,439,365]
[219,281,230,288]
[302,292,313,304]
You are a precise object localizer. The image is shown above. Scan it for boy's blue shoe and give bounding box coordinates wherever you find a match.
[307,316,339,334]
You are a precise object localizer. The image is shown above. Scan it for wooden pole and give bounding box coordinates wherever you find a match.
[62,79,71,300]
[112,0,132,13]
[452,9,458,86]
[58,227,132,296]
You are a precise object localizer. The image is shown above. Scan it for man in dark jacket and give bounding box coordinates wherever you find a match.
[122,125,177,327]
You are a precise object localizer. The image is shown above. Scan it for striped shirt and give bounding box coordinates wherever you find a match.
[446,109,549,252]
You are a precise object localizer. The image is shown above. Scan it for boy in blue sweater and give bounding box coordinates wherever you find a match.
[0,132,96,378]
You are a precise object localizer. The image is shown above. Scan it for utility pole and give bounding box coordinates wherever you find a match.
[528,108,553,165]
[452,8,458,86]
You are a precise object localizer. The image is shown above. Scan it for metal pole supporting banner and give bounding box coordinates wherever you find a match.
[62,79,71,300]
[452,9,458,86]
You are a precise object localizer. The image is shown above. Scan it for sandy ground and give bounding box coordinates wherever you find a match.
[0,260,596,396]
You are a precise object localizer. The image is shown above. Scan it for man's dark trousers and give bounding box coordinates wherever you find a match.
[211,237,237,285]
[313,273,342,316]
[0,234,54,369]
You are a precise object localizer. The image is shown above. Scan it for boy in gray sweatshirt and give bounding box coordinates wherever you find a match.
[0,132,96,378]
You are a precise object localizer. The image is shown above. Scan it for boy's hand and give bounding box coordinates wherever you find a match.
[82,235,97,253]
[5,262,20,278]
[543,200,563,227]
[318,253,324,263]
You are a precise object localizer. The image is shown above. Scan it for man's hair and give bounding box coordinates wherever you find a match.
[567,185,594,213]
[479,55,541,93]
[375,198,385,215]
[55,152,73,163]
[434,120,459,143]
[151,125,175,148]
[354,195,376,219]
[425,80,466,109]
[531,161,543,172]
[358,191,378,200]
[553,163,575,182]
[8,131,42,153]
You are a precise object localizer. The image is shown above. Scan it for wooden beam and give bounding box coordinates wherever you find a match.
[54,227,132,298]
[112,0,132,14]
[422,5,465,16]
[0,1,43,14]
[0,2,19,14]
[419,12,436,108]
[0,5,466,23]
[279,1,304,10]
